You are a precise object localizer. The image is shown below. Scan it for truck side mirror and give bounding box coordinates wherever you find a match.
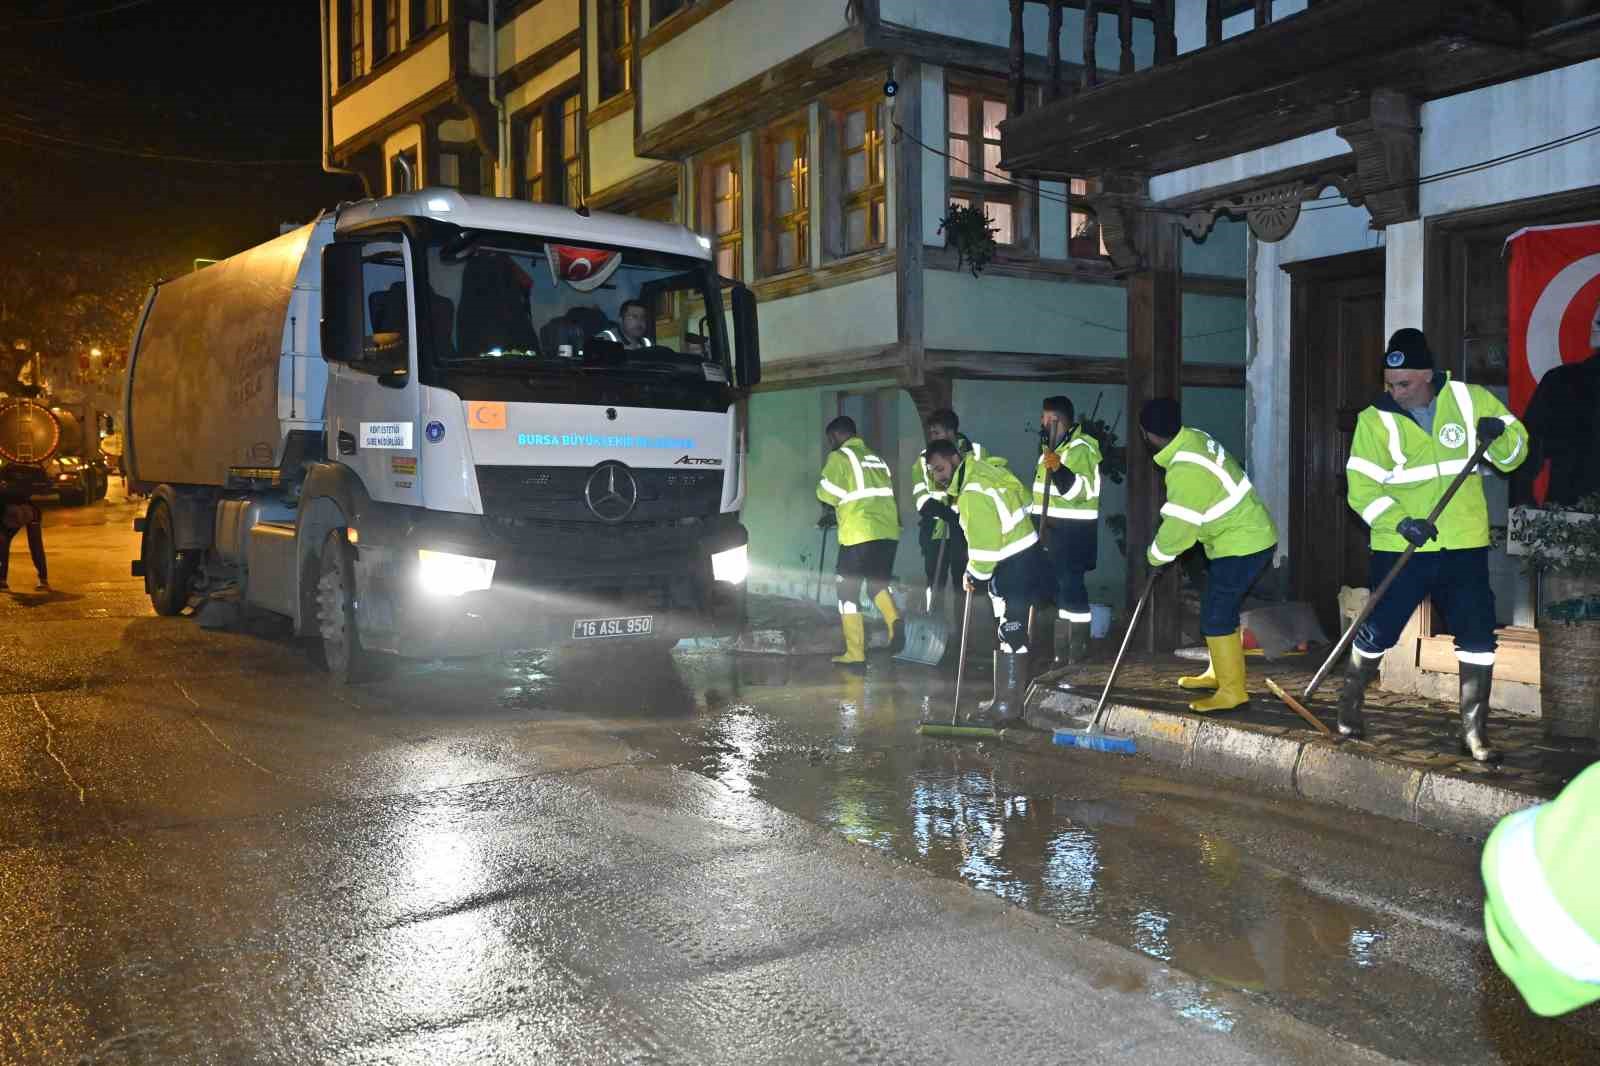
[731,283,760,389]
[321,242,365,364]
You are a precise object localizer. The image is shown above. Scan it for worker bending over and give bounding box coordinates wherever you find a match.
[1139,398,1278,713]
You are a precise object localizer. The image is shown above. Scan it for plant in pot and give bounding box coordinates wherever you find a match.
[938,203,999,277]
[1510,492,1600,742]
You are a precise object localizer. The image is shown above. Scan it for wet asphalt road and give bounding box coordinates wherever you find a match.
[3,490,1599,1064]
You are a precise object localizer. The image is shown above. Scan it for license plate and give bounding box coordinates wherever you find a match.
[571,614,655,640]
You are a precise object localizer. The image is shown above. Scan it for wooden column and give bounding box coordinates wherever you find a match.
[1008,0,1026,118]
[1206,0,1222,45]
[1152,0,1176,63]
[1117,0,1134,74]
[1083,0,1100,88]
[1046,0,1064,102]
[1254,0,1272,28]
[894,56,926,391]
[1125,216,1184,652]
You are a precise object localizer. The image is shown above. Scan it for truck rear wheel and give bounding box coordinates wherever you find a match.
[315,529,385,684]
[144,501,193,616]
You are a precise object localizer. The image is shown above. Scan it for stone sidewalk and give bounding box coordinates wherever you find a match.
[1023,651,1598,839]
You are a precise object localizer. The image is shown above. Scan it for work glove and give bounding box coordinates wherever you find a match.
[1396,517,1438,547]
[816,507,837,530]
[1042,450,1063,472]
[920,499,959,524]
[1476,416,1506,444]
[963,575,988,595]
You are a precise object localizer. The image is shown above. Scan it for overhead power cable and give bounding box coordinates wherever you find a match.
[0,117,316,167]
[5,0,162,26]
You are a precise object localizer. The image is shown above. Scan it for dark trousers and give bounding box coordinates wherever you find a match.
[1039,517,1098,618]
[1199,546,1273,637]
[918,515,967,592]
[1355,547,1497,657]
[835,539,897,607]
[1,520,46,586]
[987,545,1052,652]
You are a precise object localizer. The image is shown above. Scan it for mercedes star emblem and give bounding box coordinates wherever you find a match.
[584,461,638,523]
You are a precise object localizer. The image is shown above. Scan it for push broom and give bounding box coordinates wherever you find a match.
[917,584,1007,739]
[1051,570,1155,755]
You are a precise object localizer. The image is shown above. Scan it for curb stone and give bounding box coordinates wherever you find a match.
[1026,686,1540,840]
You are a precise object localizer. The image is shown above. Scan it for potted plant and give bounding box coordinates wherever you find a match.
[1509,493,1600,741]
[938,203,999,277]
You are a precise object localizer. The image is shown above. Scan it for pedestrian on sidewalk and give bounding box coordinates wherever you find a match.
[816,415,902,665]
[1336,328,1528,763]
[1481,763,1600,1017]
[0,496,48,591]
[1138,398,1278,714]
[1032,395,1102,668]
[924,439,1052,724]
[910,408,996,619]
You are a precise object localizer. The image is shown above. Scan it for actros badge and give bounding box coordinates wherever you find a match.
[674,454,722,466]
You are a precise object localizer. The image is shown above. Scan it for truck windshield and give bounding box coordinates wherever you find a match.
[413,225,731,409]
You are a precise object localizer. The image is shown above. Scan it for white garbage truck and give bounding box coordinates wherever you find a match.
[125,189,760,680]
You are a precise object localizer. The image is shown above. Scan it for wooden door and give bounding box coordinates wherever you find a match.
[1287,249,1386,637]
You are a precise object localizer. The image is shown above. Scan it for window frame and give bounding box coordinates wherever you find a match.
[372,0,400,65]
[1066,177,1109,261]
[516,88,583,207]
[410,0,443,40]
[825,88,888,260]
[649,0,692,28]
[758,116,810,277]
[698,145,744,282]
[340,0,365,85]
[944,79,1028,253]
[597,0,635,102]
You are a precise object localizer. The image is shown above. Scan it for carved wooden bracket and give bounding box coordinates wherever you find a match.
[903,373,954,425]
[1176,170,1365,244]
[1087,173,1150,271]
[1336,88,1421,230]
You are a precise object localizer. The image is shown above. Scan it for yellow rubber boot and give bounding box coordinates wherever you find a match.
[1178,656,1219,690]
[872,589,902,653]
[832,613,867,664]
[1189,630,1249,713]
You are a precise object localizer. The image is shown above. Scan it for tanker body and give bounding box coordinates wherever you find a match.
[126,189,759,681]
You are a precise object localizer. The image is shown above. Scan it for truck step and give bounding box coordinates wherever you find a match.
[131,559,145,577]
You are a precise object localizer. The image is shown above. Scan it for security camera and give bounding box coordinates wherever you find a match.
[883,71,898,98]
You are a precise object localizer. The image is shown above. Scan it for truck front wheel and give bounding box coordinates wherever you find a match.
[315,530,385,684]
[144,500,193,616]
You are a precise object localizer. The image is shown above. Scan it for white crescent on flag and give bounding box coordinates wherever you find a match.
[1506,220,1600,414]
[547,245,623,292]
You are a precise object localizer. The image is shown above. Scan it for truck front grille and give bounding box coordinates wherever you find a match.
[475,465,724,524]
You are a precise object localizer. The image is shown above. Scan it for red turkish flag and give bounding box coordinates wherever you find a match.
[1506,220,1600,502]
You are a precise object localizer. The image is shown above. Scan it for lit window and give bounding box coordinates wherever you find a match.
[836,97,886,254]
[560,95,583,207]
[947,86,1019,247]
[373,0,399,63]
[1068,178,1108,259]
[761,119,809,275]
[700,149,742,280]
[598,0,633,101]
[523,114,544,202]
[341,0,365,84]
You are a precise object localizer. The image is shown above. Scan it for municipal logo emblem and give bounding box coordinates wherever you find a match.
[1438,422,1467,448]
[1385,350,1406,368]
[425,420,446,443]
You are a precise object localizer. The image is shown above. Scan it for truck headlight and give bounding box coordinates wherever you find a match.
[417,550,496,596]
[711,544,749,585]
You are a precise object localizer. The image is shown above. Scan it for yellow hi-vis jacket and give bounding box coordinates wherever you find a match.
[1146,427,1277,567]
[1345,375,1528,552]
[1482,763,1600,1018]
[817,436,901,546]
[1032,425,1102,520]
[952,456,1038,582]
[911,435,1002,540]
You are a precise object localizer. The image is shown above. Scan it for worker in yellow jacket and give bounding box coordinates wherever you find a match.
[816,415,902,665]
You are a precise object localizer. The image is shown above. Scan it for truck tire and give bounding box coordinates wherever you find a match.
[315,529,386,684]
[144,500,194,616]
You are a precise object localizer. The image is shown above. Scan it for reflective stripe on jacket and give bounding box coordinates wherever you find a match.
[1482,763,1600,1017]
[817,436,901,546]
[953,456,1038,581]
[1146,426,1277,566]
[1346,376,1528,552]
[1031,426,1102,520]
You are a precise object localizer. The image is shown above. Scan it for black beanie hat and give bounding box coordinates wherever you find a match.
[1139,398,1182,438]
[1384,328,1434,370]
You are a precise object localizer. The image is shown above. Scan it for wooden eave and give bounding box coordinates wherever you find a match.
[1001,0,1600,177]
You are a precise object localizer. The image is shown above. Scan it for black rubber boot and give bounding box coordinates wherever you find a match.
[971,651,1027,725]
[1335,649,1382,739]
[1458,662,1502,766]
[1029,609,1056,681]
[1067,620,1090,664]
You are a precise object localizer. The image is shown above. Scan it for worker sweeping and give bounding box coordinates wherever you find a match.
[1481,762,1600,1017]
[816,415,902,665]
[1335,327,1527,763]
[924,439,1050,724]
[910,408,998,615]
[1139,398,1277,713]
[1033,395,1102,667]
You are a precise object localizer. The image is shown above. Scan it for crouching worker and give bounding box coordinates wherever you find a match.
[924,439,1051,724]
[1138,398,1277,713]
[816,415,902,664]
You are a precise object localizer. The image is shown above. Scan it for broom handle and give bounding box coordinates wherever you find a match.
[1304,434,1495,699]
[927,532,949,613]
[951,585,974,726]
[1091,571,1159,732]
